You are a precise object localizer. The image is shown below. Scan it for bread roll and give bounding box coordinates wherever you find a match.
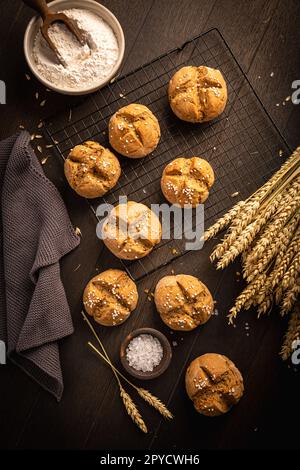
[64,141,121,198]
[185,353,244,416]
[154,274,214,331]
[109,103,160,158]
[168,66,227,123]
[102,201,162,260]
[161,157,214,207]
[83,269,138,326]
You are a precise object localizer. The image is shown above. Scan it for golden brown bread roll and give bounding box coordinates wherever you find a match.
[109,103,161,158]
[168,66,227,123]
[64,141,121,198]
[161,157,214,207]
[154,274,214,331]
[185,353,244,416]
[83,269,138,326]
[102,201,162,260]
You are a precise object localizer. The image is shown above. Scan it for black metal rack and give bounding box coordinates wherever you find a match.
[45,29,291,280]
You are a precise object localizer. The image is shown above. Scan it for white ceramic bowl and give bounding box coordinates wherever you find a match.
[24,0,125,95]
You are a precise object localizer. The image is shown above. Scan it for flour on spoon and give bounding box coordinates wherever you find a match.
[33,8,119,90]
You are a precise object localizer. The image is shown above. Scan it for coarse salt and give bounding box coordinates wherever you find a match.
[126,334,163,372]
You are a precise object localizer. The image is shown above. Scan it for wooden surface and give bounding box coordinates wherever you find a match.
[0,0,300,450]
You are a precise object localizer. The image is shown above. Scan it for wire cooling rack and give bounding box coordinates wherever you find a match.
[44,28,291,280]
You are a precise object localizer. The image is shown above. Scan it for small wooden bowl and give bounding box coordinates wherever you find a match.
[120,328,172,380]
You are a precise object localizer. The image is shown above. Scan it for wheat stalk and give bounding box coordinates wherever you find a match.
[281,252,300,291]
[271,227,300,290]
[203,201,246,241]
[280,276,300,316]
[137,389,173,419]
[88,341,173,420]
[82,311,173,427]
[243,182,300,271]
[119,385,148,434]
[205,146,300,324]
[243,214,300,284]
[257,293,273,317]
[216,189,285,269]
[246,197,300,267]
[274,215,300,269]
[280,306,300,360]
[228,273,266,323]
[211,201,260,262]
[245,229,286,283]
[253,148,300,202]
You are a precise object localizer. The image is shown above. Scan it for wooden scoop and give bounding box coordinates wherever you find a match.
[23,0,88,63]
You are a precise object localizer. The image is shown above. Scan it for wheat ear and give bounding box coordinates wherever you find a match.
[119,385,148,434]
[88,341,173,421]
[203,201,246,241]
[210,201,260,262]
[280,306,300,360]
[137,389,173,419]
[280,276,300,316]
[228,273,266,323]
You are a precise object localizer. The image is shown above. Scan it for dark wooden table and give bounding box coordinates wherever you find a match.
[1,0,300,451]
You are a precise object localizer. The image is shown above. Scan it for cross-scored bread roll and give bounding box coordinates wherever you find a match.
[102,201,162,260]
[109,103,161,158]
[64,141,121,198]
[83,269,138,326]
[185,353,244,416]
[154,274,214,331]
[168,66,227,123]
[161,157,214,207]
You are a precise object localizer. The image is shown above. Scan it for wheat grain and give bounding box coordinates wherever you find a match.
[119,385,148,433]
[137,389,173,420]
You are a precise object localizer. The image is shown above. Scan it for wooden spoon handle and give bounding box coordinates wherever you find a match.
[23,0,50,20]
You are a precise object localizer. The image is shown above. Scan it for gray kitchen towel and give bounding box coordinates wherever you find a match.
[0,131,80,400]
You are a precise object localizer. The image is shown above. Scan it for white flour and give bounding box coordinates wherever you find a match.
[33,8,119,90]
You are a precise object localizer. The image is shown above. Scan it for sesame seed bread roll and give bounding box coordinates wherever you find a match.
[161,157,214,207]
[185,353,244,416]
[168,66,227,123]
[154,274,214,331]
[83,269,138,326]
[64,141,121,199]
[109,103,161,158]
[102,201,162,260]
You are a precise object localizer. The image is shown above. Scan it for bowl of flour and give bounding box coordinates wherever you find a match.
[24,0,125,95]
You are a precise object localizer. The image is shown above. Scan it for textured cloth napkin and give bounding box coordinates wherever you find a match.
[0,131,80,401]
